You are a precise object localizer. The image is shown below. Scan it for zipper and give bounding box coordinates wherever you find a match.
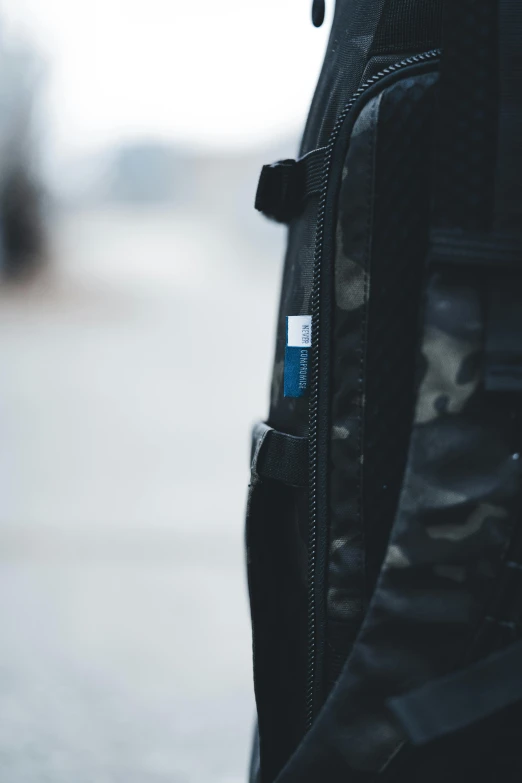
[305,48,441,730]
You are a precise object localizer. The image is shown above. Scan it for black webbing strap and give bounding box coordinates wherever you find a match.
[251,421,309,488]
[388,638,522,746]
[254,146,327,224]
[431,0,522,256]
[430,230,522,269]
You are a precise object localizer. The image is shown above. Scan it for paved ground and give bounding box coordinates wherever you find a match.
[0,204,284,782]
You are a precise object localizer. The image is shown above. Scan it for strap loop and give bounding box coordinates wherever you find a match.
[251,421,309,487]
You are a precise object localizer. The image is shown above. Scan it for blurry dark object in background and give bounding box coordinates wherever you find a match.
[1,164,46,281]
[0,36,46,282]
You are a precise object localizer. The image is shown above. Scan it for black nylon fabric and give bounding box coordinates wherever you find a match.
[433,0,522,235]
[246,475,309,782]
[300,0,387,156]
[433,0,498,232]
[370,0,443,56]
[268,0,389,438]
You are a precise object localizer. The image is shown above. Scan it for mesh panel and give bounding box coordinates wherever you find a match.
[370,0,443,56]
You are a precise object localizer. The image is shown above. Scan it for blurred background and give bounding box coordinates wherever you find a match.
[0,1,331,781]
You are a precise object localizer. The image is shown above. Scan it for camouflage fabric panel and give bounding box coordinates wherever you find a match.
[328,94,382,687]
[275,270,521,779]
[328,71,439,690]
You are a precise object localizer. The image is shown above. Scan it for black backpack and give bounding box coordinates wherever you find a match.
[246,1,522,781]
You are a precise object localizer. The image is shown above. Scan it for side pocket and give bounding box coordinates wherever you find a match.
[246,423,309,783]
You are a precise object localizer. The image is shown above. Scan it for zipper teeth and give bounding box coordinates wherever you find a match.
[306,48,441,730]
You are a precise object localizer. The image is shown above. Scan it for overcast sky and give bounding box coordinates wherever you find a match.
[2,0,332,162]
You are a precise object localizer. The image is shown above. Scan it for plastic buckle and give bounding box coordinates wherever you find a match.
[255,159,304,224]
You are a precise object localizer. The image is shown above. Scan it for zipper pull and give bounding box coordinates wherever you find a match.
[312,0,325,27]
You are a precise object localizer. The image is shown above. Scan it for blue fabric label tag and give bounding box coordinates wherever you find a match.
[284,316,312,398]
